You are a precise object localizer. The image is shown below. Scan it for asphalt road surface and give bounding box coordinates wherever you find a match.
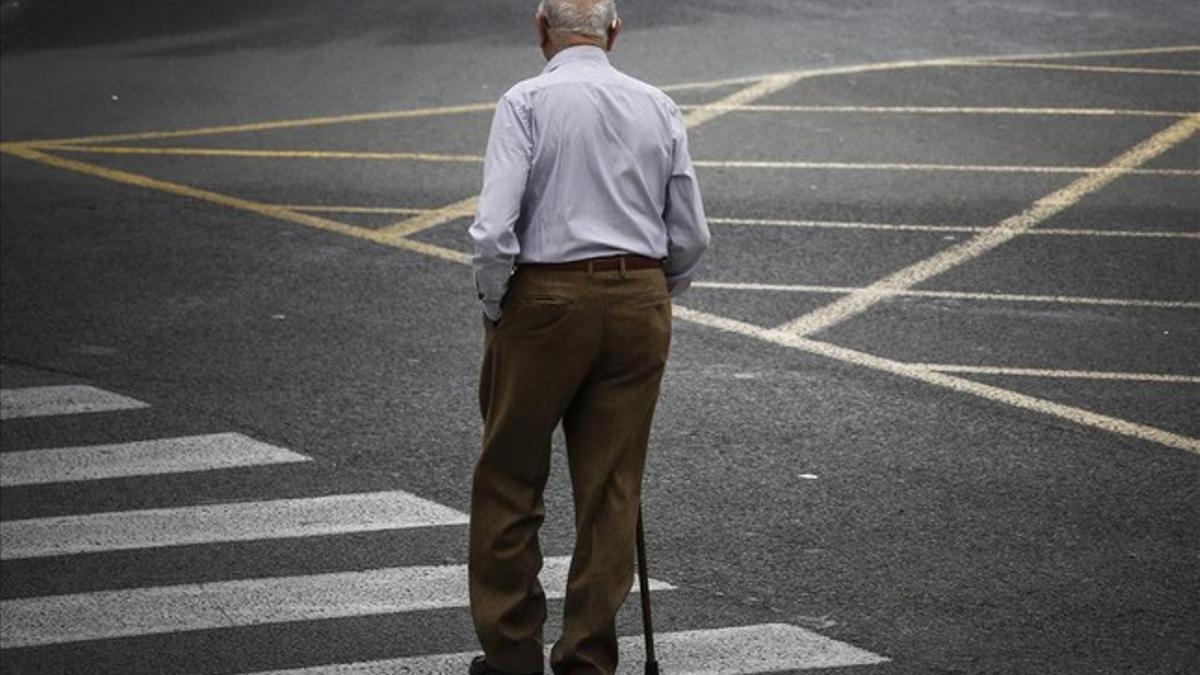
[2,1,1198,673]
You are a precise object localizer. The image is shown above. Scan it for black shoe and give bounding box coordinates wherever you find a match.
[469,655,544,675]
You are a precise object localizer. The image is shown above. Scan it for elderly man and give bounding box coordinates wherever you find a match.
[467,1,709,673]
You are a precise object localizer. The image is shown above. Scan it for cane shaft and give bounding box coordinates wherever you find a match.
[636,506,658,670]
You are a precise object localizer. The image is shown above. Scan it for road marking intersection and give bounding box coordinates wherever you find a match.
[0,48,1194,482]
[674,305,1200,455]
[774,114,1200,337]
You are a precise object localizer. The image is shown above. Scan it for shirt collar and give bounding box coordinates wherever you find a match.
[542,45,610,74]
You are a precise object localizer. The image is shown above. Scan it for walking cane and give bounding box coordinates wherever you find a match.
[636,506,660,675]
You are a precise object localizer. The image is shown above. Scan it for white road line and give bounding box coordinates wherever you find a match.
[0,491,470,560]
[708,216,1200,240]
[693,281,1200,310]
[0,385,149,420]
[0,557,673,648]
[678,104,1195,118]
[0,433,310,487]
[914,365,1200,384]
[692,159,1196,176]
[244,623,888,675]
[775,114,1200,337]
[674,306,1200,455]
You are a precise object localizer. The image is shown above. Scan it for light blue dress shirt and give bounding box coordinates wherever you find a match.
[470,45,711,320]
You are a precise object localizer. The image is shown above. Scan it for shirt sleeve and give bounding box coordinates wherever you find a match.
[469,94,534,319]
[662,105,711,297]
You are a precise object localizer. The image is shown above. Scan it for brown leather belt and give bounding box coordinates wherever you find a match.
[519,255,663,272]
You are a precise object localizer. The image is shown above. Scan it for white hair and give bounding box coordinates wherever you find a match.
[537,0,619,39]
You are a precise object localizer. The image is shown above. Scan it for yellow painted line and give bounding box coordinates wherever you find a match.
[693,281,1200,310]
[974,44,1200,61]
[42,144,486,163]
[1021,227,1200,239]
[775,114,1200,337]
[683,74,814,128]
[912,364,1200,384]
[0,145,470,266]
[13,103,497,148]
[692,159,1198,176]
[658,74,765,92]
[277,205,430,215]
[4,44,1196,150]
[678,104,1195,118]
[708,217,1200,240]
[957,61,1200,77]
[7,45,1198,459]
[674,306,1200,455]
[376,195,479,241]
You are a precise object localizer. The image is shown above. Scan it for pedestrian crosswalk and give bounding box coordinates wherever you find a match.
[0,383,889,672]
[247,625,886,675]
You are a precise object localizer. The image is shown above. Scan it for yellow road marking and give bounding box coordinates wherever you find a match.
[912,364,1200,384]
[973,45,1200,61]
[278,205,429,215]
[709,217,1200,240]
[683,74,811,128]
[775,114,1200,337]
[4,44,1196,149]
[693,281,1200,310]
[674,306,1200,455]
[41,144,1199,177]
[42,145,486,163]
[658,74,765,92]
[678,104,1195,118]
[0,145,470,266]
[692,159,1197,176]
[15,103,497,148]
[957,61,1200,77]
[5,46,1198,457]
[261,212,1200,240]
[376,195,479,242]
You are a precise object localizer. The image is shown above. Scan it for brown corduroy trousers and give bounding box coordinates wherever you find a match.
[469,264,672,675]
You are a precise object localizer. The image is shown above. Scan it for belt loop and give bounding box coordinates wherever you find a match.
[619,256,628,279]
[587,259,596,277]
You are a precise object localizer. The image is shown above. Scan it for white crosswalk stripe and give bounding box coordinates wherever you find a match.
[0,557,673,648]
[0,432,309,486]
[0,383,889,670]
[0,385,149,419]
[1,490,471,560]
[244,624,888,674]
